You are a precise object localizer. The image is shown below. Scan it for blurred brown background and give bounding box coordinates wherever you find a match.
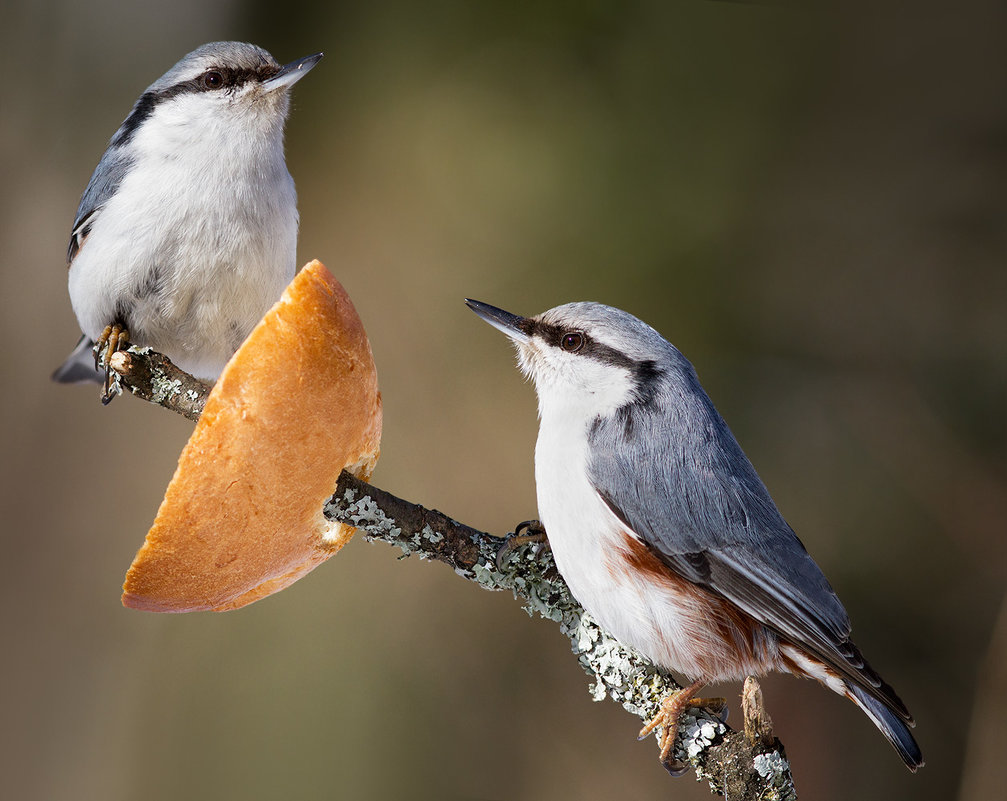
[2,1,1005,799]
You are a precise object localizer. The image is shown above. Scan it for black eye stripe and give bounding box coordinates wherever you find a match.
[196,67,260,91]
[167,64,277,98]
[527,319,639,370]
[525,319,571,349]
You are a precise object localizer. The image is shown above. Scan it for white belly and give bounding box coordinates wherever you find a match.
[67,137,297,379]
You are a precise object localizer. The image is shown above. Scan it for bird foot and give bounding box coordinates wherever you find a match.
[94,323,130,404]
[495,519,549,571]
[639,679,725,769]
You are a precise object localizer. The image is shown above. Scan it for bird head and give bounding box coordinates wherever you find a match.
[466,299,684,419]
[110,42,322,149]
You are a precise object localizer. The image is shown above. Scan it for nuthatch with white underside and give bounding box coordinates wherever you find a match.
[466,298,923,772]
[53,42,322,396]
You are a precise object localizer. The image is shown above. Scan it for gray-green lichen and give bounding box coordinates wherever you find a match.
[323,488,401,545]
[748,752,797,801]
[149,376,184,404]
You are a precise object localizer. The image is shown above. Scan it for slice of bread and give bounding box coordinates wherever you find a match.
[122,260,381,612]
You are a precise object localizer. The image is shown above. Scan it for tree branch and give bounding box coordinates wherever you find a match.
[109,347,797,799]
[109,348,212,422]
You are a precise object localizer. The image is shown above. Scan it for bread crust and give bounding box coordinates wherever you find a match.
[122,261,381,612]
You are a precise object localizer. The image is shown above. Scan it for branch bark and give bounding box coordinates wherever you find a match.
[108,348,212,422]
[109,347,797,800]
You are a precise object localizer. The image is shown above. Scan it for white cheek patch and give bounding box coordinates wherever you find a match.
[523,344,637,416]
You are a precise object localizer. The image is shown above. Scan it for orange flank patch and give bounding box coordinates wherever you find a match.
[612,531,777,681]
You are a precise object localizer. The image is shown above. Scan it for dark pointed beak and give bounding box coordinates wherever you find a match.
[263,52,323,91]
[465,299,530,344]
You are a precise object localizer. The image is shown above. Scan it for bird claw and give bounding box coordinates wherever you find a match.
[661,759,691,778]
[638,679,724,770]
[495,519,548,571]
[100,373,122,405]
[652,696,728,776]
[94,323,130,404]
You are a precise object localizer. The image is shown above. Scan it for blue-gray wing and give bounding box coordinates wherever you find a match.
[585,369,878,685]
[67,144,132,265]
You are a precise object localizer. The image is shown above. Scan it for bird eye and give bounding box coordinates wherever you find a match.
[202,71,224,89]
[561,332,585,352]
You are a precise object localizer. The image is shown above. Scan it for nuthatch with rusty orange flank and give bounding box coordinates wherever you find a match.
[466,298,923,772]
[52,42,322,398]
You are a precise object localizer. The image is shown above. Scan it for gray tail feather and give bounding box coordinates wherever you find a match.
[52,334,101,384]
[848,683,924,771]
